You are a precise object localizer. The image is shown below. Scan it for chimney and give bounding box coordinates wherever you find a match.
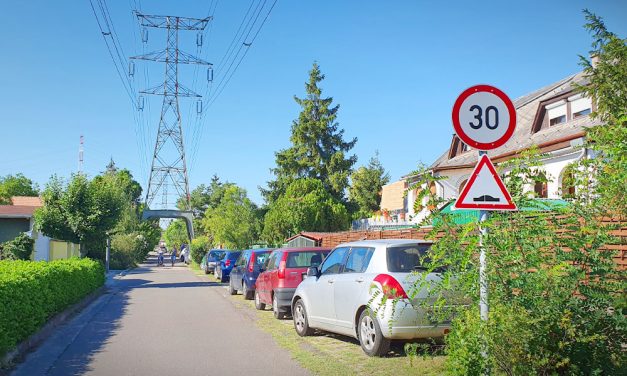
[590,54,600,69]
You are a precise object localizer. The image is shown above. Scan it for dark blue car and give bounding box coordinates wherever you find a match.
[214,250,241,283]
[229,248,273,299]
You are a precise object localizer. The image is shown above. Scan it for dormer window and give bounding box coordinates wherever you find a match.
[569,94,592,119]
[546,100,567,126]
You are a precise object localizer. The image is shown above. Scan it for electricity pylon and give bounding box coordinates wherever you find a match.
[131,13,212,210]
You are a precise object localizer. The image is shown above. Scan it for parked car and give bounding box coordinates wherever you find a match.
[255,247,331,319]
[202,250,226,274]
[291,239,453,356]
[214,250,242,283]
[229,249,273,299]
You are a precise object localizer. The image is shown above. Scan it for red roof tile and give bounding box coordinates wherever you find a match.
[10,196,43,207]
[0,205,38,218]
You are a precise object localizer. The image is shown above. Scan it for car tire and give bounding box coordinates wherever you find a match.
[358,309,391,357]
[228,279,237,295]
[204,265,209,275]
[273,293,285,319]
[254,290,266,310]
[293,299,313,336]
[242,281,253,300]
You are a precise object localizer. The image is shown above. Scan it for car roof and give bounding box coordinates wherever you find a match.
[274,247,332,253]
[334,239,433,248]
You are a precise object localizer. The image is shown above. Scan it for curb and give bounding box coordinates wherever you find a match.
[1,268,129,370]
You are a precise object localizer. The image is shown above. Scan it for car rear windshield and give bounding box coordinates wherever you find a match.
[228,252,241,260]
[210,251,225,259]
[254,252,270,266]
[286,251,327,268]
[386,244,432,272]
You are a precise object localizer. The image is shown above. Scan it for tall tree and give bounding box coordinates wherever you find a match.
[578,10,627,216]
[261,63,357,204]
[0,173,39,204]
[262,178,350,245]
[348,152,390,219]
[203,185,261,249]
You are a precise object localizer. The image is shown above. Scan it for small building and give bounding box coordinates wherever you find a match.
[0,196,79,261]
[285,232,329,248]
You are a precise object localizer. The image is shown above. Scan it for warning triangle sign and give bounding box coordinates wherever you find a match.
[454,154,517,211]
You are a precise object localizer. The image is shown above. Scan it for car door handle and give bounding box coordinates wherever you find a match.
[355,278,365,283]
[327,279,335,284]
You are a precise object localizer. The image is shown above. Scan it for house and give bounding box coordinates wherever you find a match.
[367,71,600,228]
[0,196,79,260]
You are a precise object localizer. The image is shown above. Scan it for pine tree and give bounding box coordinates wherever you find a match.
[261,63,357,204]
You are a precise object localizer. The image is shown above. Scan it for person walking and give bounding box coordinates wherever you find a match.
[171,247,177,267]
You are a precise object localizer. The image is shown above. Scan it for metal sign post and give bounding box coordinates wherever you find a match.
[452,85,517,374]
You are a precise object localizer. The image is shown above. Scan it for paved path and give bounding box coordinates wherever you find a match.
[12,257,308,376]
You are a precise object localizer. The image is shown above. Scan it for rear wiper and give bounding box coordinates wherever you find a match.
[413,265,429,271]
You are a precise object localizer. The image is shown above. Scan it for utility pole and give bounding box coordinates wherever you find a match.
[78,135,84,173]
[131,13,212,211]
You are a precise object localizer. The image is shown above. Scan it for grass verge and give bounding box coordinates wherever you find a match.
[202,273,447,375]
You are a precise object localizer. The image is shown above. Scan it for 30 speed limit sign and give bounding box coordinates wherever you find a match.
[452,85,516,150]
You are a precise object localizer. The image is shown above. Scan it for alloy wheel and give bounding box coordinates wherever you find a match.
[360,315,376,352]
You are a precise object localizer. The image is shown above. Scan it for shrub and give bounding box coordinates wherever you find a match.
[1,233,34,260]
[0,258,104,356]
[191,236,211,264]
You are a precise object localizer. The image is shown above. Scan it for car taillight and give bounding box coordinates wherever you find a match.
[277,260,286,279]
[248,252,255,273]
[225,259,231,267]
[373,274,408,299]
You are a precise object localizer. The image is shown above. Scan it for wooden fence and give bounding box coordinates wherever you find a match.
[317,216,627,270]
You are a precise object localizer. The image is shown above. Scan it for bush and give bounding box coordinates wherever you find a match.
[0,258,104,356]
[1,233,34,260]
[191,236,211,264]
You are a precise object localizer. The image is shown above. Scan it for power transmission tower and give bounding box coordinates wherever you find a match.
[131,13,212,211]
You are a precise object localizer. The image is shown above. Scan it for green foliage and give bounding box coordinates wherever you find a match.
[0,173,39,205]
[262,62,357,204]
[190,236,211,264]
[0,258,104,356]
[163,220,189,250]
[262,178,350,245]
[577,10,627,217]
[0,233,34,261]
[109,231,155,270]
[35,174,126,258]
[348,152,390,219]
[179,175,236,237]
[408,149,626,375]
[203,185,260,250]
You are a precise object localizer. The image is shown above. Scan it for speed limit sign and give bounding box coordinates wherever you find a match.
[452,85,516,150]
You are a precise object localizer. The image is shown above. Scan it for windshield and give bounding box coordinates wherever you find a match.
[286,251,328,268]
[386,244,432,273]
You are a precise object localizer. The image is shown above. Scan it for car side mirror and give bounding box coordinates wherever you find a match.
[306,266,319,278]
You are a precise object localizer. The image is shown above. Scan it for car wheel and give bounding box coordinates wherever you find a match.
[204,265,209,275]
[273,293,285,319]
[293,299,313,336]
[358,310,391,357]
[254,290,266,310]
[228,279,237,295]
[242,281,253,300]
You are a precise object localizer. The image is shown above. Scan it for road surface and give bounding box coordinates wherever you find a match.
[12,256,308,376]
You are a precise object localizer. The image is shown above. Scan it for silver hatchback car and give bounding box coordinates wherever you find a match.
[291,239,451,356]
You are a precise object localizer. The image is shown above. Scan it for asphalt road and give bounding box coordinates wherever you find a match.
[12,256,309,376]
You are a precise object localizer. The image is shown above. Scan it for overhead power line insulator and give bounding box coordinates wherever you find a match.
[142,28,148,43]
[196,100,203,114]
[137,95,145,111]
[196,32,203,47]
[129,61,135,77]
[207,67,213,82]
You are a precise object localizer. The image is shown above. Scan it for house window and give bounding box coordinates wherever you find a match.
[546,100,567,126]
[458,179,468,195]
[561,165,576,199]
[460,143,468,153]
[569,94,592,119]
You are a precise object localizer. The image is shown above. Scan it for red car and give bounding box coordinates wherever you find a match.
[255,247,331,319]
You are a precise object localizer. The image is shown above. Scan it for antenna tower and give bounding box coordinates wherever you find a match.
[131,13,212,210]
[78,135,84,173]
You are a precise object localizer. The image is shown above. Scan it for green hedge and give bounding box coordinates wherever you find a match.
[0,258,105,356]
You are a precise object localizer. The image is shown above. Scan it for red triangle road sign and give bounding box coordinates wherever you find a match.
[454,154,517,211]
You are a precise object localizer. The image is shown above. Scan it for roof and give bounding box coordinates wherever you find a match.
[0,205,38,219]
[10,196,43,207]
[285,232,336,243]
[430,72,602,172]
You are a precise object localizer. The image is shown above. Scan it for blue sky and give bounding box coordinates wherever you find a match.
[1,1,625,205]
